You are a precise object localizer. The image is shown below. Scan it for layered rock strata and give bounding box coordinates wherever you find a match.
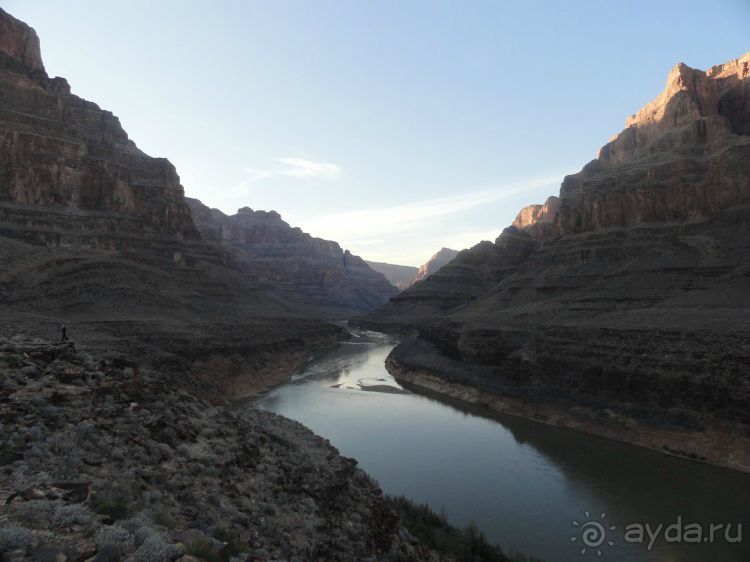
[365,53,750,468]
[186,199,397,312]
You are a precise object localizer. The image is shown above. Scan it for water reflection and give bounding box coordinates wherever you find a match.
[253,329,750,562]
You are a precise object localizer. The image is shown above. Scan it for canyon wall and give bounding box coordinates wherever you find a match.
[0,13,196,242]
[0,6,394,316]
[186,199,397,311]
[558,55,750,234]
[366,53,750,457]
[0,8,44,72]
[0,8,394,390]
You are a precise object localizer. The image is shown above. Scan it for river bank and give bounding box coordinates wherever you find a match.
[253,327,750,562]
[0,334,452,561]
[385,340,750,474]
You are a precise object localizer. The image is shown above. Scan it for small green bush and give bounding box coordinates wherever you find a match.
[92,480,139,520]
[186,529,249,562]
[93,493,130,520]
[186,539,216,562]
[388,495,543,562]
[91,486,130,520]
[211,527,233,542]
[1,355,24,369]
[0,442,23,466]
[154,509,174,528]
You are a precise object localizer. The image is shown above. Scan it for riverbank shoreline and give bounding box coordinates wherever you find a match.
[224,323,381,402]
[212,340,344,401]
[176,323,352,404]
[386,355,750,474]
[252,326,750,561]
[228,342,345,406]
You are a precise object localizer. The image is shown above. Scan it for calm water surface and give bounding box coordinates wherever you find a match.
[253,329,750,562]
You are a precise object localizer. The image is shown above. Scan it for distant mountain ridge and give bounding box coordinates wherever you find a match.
[367,248,459,292]
[365,261,419,291]
[187,199,397,310]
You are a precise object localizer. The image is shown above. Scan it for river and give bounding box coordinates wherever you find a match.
[253,329,750,562]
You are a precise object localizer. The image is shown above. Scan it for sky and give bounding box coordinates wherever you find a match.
[4,1,749,265]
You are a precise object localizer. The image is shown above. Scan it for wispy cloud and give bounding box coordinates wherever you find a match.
[210,157,343,212]
[299,173,561,241]
[218,167,272,200]
[206,169,563,265]
[298,172,564,265]
[275,157,342,179]
[232,157,343,189]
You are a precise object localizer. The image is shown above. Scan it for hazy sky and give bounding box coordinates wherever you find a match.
[5,1,749,265]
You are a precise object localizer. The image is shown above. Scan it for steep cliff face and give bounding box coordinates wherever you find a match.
[186,199,397,311]
[0,11,197,243]
[558,53,750,234]
[411,247,459,285]
[0,8,44,72]
[511,196,560,241]
[366,53,750,454]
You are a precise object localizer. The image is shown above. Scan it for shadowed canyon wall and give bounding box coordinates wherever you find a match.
[0,8,395,397]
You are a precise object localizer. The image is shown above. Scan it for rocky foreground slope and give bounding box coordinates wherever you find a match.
[366,53,750,470]
[0,336,449,562]
[0,7,395,390]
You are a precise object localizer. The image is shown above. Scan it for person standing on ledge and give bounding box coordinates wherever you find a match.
[59,323,69,343]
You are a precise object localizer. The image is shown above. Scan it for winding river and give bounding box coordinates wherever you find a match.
[253,329,750,562]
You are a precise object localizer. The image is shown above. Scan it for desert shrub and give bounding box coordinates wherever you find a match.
[153,509,174,529]
[92,481,138,520]
[120,511,155,537]
[0,527,33,552]
[51,504,94,527]
[15,500,55,527]
[185,539,216,561]
[0,442,23,465]
[93,524,135,555]
[131,532,180,562]
[93,495,130,520]
[1,355,24,369]
[186,528,249,562]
